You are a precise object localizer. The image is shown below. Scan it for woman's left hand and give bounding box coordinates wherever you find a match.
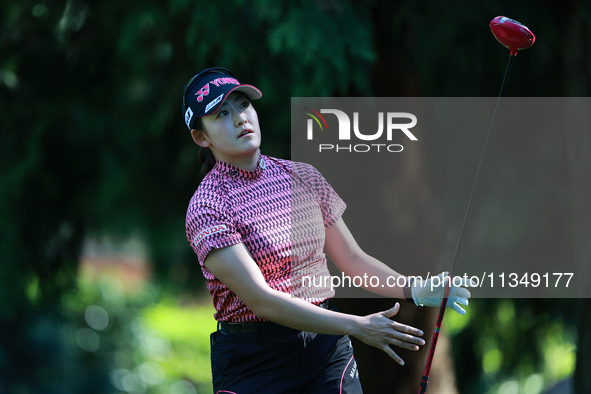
[411,272,475,315]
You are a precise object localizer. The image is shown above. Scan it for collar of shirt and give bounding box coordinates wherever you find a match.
[214,153,267,181]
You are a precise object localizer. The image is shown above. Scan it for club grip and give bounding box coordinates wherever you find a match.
[418,375,429,394]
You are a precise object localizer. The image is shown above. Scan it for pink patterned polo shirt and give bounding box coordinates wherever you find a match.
[185,153,346,322]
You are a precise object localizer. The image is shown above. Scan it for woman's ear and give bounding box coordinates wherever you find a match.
[191,129,211,148]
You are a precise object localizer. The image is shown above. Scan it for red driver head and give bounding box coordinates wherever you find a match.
[490,16,535,56]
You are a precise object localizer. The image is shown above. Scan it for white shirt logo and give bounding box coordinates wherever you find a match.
[193,224,228,246]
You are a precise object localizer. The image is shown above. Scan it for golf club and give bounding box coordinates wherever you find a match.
[418,16,535,394]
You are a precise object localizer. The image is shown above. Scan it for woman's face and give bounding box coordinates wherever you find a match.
[195,91,261,167]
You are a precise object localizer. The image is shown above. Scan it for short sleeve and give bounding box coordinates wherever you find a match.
[292,162,346,228]
[185,200,242,266]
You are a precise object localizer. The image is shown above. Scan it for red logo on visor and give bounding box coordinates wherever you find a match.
[195,78,240,103]
[195,83,210,103]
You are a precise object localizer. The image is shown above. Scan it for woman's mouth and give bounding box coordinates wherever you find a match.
[238,129,253,138]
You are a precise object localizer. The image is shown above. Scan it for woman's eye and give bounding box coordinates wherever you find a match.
[240,100,250,109]
[218,110,229,118]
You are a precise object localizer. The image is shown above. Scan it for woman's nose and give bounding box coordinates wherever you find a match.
[235,113,248,126]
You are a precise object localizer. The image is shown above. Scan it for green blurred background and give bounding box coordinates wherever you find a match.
[1,1,590,393]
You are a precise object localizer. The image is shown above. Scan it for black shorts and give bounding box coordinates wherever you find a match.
[210,324,363,393]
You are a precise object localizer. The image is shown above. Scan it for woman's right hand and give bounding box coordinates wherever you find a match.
[353,302,425,365]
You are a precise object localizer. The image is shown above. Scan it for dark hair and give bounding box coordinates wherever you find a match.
[193,117,216,176]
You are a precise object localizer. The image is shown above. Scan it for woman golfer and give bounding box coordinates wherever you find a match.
[183,67,472,394]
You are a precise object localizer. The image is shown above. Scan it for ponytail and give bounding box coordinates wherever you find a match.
[193,117,216,176]
[198,147,216,176]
